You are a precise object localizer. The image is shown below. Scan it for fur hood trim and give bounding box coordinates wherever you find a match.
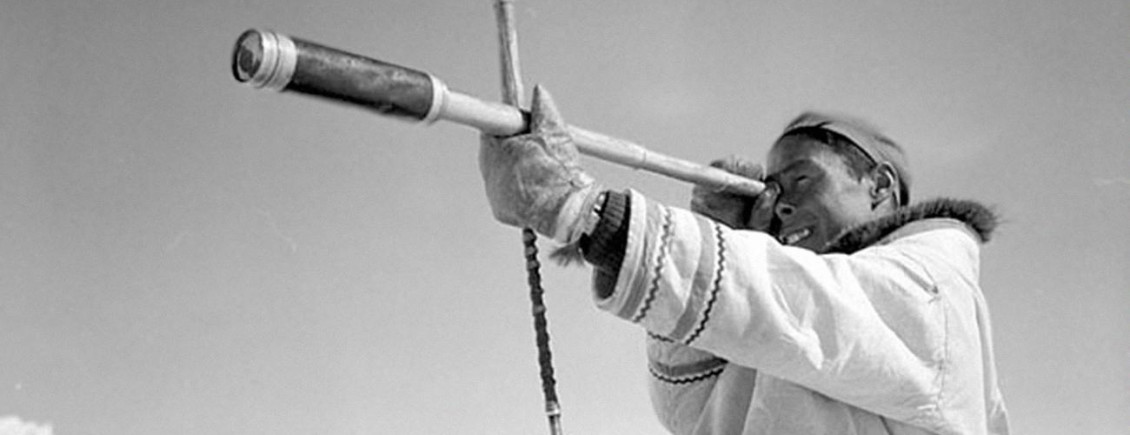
[823,198,998,254]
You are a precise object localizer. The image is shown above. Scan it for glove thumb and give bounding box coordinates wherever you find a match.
[529,85,566,134]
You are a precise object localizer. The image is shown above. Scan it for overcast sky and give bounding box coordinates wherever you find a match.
[2,1,1128,434]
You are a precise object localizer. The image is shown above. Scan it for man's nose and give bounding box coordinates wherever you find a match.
[775,202,796,218]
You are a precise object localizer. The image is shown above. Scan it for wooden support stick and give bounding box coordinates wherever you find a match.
[495,0,524,107]
[493,3,566,434]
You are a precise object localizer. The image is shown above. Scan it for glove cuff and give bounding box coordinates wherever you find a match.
[550,185,605,244]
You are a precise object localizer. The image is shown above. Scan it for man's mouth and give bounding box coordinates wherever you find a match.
[779,228,812,246]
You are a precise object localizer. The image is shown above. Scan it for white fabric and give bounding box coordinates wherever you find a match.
[596,191,1009,435]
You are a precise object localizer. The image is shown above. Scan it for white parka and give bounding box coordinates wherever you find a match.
[592,192,1009,434]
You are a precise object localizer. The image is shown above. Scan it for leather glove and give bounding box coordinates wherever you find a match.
[479,85,603,244]
[689,156,779,232]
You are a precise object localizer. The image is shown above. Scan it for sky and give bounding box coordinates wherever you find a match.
[1,0,1128,434]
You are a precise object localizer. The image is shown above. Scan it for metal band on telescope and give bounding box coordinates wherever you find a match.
[423,74,447,125]
[234,29,297,91]
[264,33,297,91]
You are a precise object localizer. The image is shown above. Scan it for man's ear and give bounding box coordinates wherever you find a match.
[870,162,899,209]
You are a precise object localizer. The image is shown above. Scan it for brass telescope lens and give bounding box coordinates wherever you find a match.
[233,31,262,83]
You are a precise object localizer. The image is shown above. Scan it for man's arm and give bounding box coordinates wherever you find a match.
[588,191,963,428]
[581,191,740,434]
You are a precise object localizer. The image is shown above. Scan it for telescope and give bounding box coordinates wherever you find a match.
[231,29,766,196]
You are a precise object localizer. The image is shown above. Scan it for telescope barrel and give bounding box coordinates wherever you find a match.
[231,29,765,196]
[233,29,441,122]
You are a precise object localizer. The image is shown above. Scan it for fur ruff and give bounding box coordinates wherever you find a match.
[823,198,998,254]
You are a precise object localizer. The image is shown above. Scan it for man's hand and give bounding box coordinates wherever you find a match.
[478,85,602,244]
[690,156,779,231]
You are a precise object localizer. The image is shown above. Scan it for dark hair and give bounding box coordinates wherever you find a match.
[782,127,875,180]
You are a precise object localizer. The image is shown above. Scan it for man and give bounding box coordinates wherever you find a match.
[479,86,1009,434]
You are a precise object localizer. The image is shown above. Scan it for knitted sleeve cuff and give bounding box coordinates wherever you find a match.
[580,190,629,299]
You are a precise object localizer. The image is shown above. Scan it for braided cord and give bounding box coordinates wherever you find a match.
[523,229,563,431]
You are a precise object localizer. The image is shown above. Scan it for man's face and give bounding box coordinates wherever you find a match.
[765,135,877,251]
